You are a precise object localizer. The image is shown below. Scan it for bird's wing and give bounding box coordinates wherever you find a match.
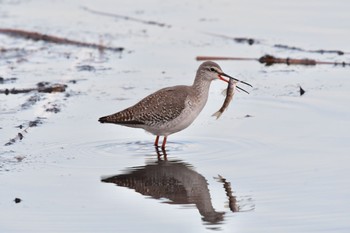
[134,86,189,125]
[101,86,190,125]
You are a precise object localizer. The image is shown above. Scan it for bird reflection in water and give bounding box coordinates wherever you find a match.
[101,148,241,226]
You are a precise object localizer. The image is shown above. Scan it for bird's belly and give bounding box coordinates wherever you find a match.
[142,98,206,136]
[142,115,195,136]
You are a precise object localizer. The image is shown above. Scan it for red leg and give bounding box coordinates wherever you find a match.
[154,135,160,147]
[161,136,167,149]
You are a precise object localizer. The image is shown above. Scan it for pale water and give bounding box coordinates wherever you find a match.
[1,0,350,232]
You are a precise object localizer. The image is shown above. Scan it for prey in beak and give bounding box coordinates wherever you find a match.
[218,72,252,94]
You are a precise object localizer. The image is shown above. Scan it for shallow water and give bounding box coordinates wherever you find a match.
[1,0,350,232]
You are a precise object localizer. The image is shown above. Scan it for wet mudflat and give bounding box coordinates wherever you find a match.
[1,0,350,232]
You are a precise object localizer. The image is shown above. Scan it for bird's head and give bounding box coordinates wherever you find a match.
[197,61,252,93]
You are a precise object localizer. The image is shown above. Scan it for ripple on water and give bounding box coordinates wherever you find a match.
[34,135,265,169]
[86,135,257,154]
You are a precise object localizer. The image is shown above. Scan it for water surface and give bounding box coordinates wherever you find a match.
[1,0,350,232]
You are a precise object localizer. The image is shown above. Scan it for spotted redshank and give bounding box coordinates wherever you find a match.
[98,61,251,149]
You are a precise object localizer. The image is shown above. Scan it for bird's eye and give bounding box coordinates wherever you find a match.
[210,67,216,72]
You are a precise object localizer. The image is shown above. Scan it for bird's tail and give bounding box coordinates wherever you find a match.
[212,111,223,120]
[98,113,144,125]
[98,115,112,123]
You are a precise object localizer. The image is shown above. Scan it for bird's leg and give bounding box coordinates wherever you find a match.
[161,136,167,149]
[154,135,160,147]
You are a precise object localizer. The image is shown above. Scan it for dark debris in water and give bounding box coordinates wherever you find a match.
[197,54,350,67]
[17,82,71,110]
[274,44,346,56]
[259,54,316,66]
[45,103,61,113]
[234,37,256,45]
[29,118,44,127]
[14,156,25,162]
[205,33,260,45]
[3,81,71,146]
[0,82,67,95]
[0,47,43,61]
[21,94,42,110]
[0,28,124,52]
[258,54,350,67]
[82,7,171,28]
[5,139,16,146]
[76,65,96,72]
[14,118,44,129]
[36,82,67,93]
[0,76,17,84]
[5,117,45,146]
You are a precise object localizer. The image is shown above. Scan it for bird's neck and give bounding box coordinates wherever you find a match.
[192,76,212,99]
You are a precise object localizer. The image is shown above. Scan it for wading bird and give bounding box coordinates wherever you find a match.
[98,61,251,149]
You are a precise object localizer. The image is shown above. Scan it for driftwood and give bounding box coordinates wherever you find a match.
[196,55,350,66]
[274,44,348,56]
[82,6,171,28]
[0,82,67,95]
[0,28,124,52]
[258,55,317,66]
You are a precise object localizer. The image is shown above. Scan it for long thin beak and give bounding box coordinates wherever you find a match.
[218,72,252,87]
[218,72,252,94]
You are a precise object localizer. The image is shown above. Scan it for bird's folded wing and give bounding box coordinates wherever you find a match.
[133,86,189,125]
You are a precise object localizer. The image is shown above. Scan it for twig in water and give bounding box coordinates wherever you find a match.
[0,83,67,95]
[274,44,348,56]
[196,55,350,67]
[258,55,316,66]
[203,32,349,55]
[196,56,257,61]
[81,6,171,28]
[203,32,260,45]
[0,28,124,52]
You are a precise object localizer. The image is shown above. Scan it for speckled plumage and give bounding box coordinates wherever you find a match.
[100,85,189,127]
[99,61,243,148]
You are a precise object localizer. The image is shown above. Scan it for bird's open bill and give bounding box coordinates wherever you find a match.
[218,72,252,94]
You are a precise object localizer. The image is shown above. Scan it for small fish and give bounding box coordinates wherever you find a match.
[212,78,237,119]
